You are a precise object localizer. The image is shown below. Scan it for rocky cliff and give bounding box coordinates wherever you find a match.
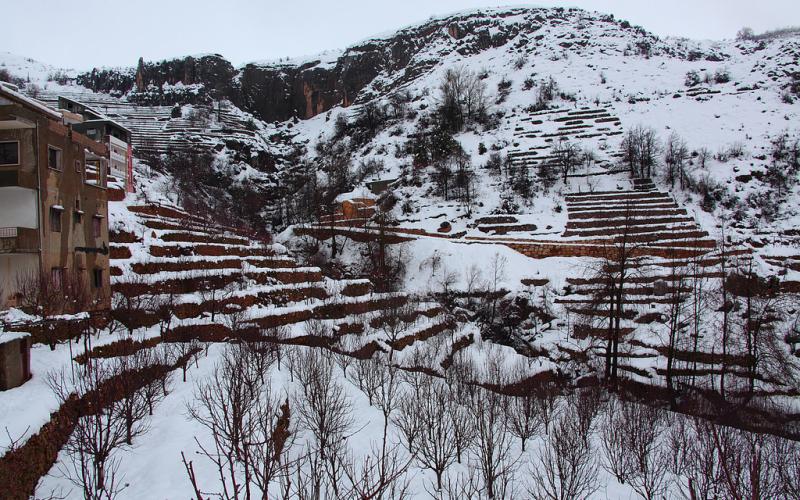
[76,7,680,122]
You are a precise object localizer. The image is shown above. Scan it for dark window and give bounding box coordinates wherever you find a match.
[0,170,18,186]
[50,267,63,288]
[49,207,62,232]
[93,268,103,288]
[0,141,19,165]
[75,159,82,173]
[93,216,102,238]
[47,146,62,171]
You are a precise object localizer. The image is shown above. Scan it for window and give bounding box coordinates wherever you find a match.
[50,267,63,289]
[92,215,102,238]
[93,268,104,289]
[73,199,83,225]
[75,159,82,173]
[0,141,19,165]
[49,206,63,232]
[47,146,62,171]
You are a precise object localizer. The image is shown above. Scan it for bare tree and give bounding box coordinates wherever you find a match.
[599,396,630,484]
[185,344,259,499]
[48,359,145,499]
[398,378,458,490]
[111,274,154,337]
[262,325,289,370]
[436,462,482,500]
[553,140,582,183]
[730,258,795,401]
[437,65,488,131]
[585,202,646,386]
[115,349,156,445]
[184,343,289,499]
[664,132,690,188]
[707,420,781,500]
[449,395,475,465]
[599,397,671,499]
[338,441,413,500]
[478,253,508,330]
[505,361,543,452]
[471,386,518,499]
[295,347,353,495]
[662,254,692,401]
[624,403,672,500]
[337,354,413,500]
[198,271,237,323]
[350,355,384,406]
[622,125,661,178]
[565,387,604,444]
[773,433,800,498]
[153,290,178,337]
[167,338,201,383]
[529,409,599,500]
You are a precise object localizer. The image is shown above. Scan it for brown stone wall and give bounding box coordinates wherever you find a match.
[0,336,30,390]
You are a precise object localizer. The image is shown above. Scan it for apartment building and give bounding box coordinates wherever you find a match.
[0,82,111,312]
[57,96,134,194]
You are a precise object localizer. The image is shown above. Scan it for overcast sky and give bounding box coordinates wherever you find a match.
[3,0,798,70]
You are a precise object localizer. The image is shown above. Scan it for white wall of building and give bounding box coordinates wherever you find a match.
[0,187,38,228]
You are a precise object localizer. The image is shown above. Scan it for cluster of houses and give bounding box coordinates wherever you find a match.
[0,82,133,389]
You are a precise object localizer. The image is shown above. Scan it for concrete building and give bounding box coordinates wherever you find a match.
[0,82,111,312]
[57,96,134,194]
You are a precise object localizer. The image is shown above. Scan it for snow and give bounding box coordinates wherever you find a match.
[245,49,343,70]
[0,330,30,344]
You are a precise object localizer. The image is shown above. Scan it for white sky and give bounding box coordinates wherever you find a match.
[3,0,798,70]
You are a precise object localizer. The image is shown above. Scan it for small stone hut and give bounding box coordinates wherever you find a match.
[0,330,31,390]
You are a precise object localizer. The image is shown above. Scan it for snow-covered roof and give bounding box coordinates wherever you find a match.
[0,82,62,120]
[335,186,376,203]
[0,330,31,345]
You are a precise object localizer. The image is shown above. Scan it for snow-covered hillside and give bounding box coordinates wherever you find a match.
[2,6,800,500]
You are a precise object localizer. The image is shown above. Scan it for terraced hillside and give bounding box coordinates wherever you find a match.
[34,89,266,157]
[108,199,452,354]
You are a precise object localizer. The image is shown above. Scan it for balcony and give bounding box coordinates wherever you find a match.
[0,227,39,253]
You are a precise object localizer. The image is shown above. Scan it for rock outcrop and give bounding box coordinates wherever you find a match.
[76,7,679,122]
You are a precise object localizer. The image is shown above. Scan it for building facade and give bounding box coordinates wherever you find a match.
[0,83,111,312]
